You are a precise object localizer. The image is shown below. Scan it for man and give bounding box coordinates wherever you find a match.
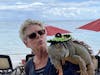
[19,19,80,75]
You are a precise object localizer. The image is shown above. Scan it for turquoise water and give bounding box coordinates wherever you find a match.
[0,20,100,67]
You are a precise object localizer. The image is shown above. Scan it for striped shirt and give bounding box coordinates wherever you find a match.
[35,67,45,75]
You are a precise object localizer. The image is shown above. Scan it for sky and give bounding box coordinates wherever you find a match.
[0,0,100,22]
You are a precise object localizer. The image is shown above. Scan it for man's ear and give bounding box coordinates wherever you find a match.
[24,40,29,47]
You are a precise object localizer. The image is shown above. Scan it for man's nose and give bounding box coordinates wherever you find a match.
[36,33,41,39]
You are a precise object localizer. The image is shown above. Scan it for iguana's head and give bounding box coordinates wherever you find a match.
[47,33,71,58]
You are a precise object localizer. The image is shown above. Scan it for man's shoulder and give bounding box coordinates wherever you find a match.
[62,61,79,70]
[25,58,33,69]
[24,58,35,75]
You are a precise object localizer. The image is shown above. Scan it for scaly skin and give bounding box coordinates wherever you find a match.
[48,39,95,75]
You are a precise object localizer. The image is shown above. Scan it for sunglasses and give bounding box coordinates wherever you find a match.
[27,29,45,39]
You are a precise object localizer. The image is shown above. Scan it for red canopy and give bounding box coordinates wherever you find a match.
[78,19,100,32]
[45,26,71,36]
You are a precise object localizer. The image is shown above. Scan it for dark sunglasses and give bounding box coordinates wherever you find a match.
[27,29,45,39]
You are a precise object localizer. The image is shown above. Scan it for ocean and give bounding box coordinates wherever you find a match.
[0,20,100,67]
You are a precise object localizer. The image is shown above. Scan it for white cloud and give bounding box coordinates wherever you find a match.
[0,1,99,10]
[0,2,44,10]
[41,1,100,20]
[0,1,100,20]
[15,2,28,5]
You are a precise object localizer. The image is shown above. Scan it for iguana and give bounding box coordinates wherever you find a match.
[47,33,95,75]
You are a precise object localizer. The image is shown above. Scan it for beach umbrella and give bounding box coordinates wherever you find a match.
[77,19,100,32]
[45,25,71,36]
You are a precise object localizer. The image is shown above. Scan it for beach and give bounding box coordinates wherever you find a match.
[0,0,100,75]
[0,20,100,65]
[0,20,100,75]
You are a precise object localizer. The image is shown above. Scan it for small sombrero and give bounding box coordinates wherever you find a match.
[47,33,72,43]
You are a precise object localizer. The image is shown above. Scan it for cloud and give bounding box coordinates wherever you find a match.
[0,0,100,20]
[41,1,100,20]
[0,2,44,10]
[0,1,100,10]
[15,2,28,5]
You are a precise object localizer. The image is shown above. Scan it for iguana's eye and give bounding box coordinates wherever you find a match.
[55,43,60,48]
[61,43,64,46]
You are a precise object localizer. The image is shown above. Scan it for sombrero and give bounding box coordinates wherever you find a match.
[47,33,72,43]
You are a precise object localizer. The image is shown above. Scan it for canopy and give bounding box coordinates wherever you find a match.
[78,19,100,32]
[45,26,71,36]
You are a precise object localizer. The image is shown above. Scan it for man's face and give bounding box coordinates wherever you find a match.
[24,25,47,51]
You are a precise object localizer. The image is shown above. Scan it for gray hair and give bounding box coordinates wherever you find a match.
[19,19,45,41]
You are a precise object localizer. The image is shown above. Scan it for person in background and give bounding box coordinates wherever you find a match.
[19,19,80,75]
[95,50,100,72]
[96,50,100,56]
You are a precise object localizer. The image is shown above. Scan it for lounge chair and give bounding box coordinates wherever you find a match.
[0,55,18,75]
[17,54,34,75]
[26,54,34,62]
[95,55,100,72]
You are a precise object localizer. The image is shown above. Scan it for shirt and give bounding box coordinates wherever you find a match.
[25,57,80,75]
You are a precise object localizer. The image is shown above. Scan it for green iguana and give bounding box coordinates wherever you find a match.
[47,33,95,75]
